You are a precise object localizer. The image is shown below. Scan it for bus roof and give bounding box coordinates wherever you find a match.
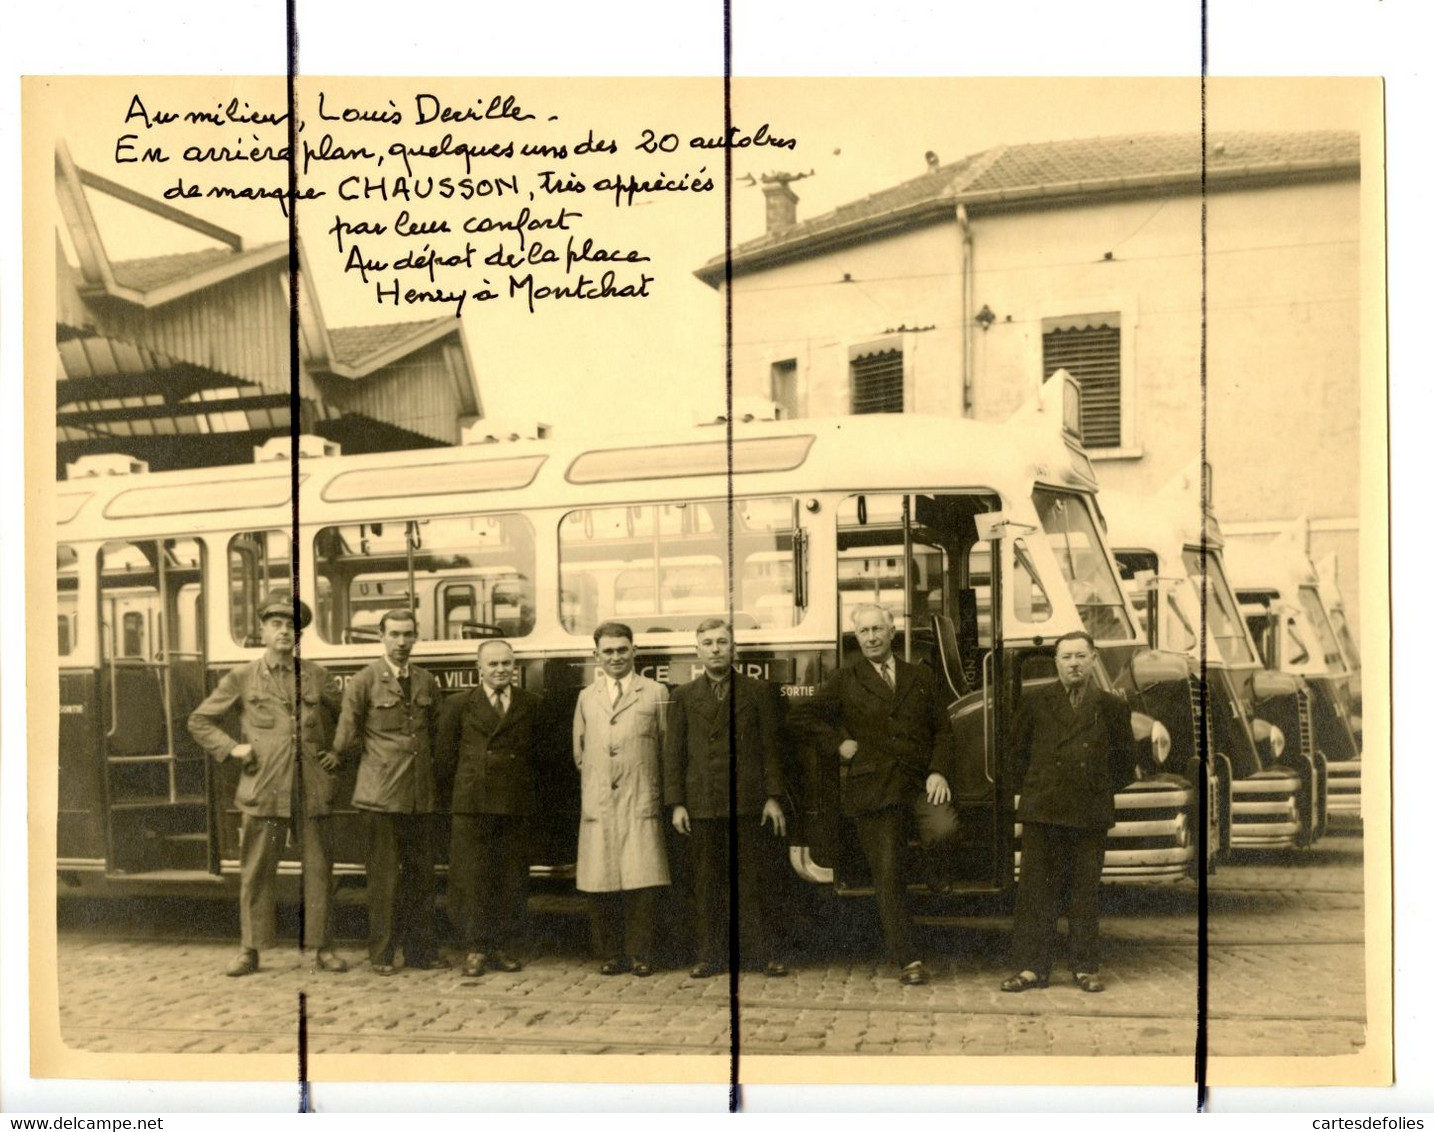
[56,409,1096,538]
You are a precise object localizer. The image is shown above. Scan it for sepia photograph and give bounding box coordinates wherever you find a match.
[5,0,1412,1114]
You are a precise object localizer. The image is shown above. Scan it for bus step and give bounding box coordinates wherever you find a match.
[108,795,207,811]
[103,868,225,884]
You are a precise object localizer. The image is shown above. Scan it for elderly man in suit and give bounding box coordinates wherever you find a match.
[801,602,957,985]
[664,618,790,979]
[436,639,539,979]
[573,621,670,976]
[1002,630,1137,994]
[332,608,447,975]
[188,590,345,977]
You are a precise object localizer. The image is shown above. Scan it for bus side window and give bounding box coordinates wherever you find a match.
[559,496,802,636]
[228,530,291,647]
[122,611,145,658]
[57,543,79,658]
[314,513,537,644]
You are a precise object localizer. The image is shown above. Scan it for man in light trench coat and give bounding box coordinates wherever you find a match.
[572,620,670,976]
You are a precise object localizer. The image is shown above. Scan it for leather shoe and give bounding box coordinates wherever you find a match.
[313,949,349,974]
[407,955,451,971]
[489,951,523,973]
[764,961,789,978]
[689,961,723,979]
[599,959,631,976]
[372,963,399,976]
[1074,972,1105,993]
[225,950,259,978]
[899,961,928,986]
[462,952,487,978]
[631,962,655,978]
[1000,971,1049,992]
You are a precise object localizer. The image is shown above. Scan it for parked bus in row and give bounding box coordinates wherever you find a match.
[1226,529,1362,818]
[54,374,1210,901]
[1103,465,1327,850]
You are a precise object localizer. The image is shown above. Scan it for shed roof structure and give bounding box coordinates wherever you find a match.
[54,142,483,477]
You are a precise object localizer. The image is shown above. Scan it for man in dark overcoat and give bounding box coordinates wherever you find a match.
[436,639,540,978]
[664,618,790,979]
[188,590,345,976]
[800,603,957,985]
[332,608,447,974]
[1002,629,1137,994]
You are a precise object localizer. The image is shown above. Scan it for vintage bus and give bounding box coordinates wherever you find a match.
[1226,531,1362,817]
[54,376,1208,901]
[1104,466,1327,850]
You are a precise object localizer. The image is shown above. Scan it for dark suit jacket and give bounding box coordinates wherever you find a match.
[801,656,957,815]
[1012,680,1137,830]
[663,671,784,819]
[435,685,540,816]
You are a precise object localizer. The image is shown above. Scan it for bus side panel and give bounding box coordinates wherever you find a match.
[58,670,106,862]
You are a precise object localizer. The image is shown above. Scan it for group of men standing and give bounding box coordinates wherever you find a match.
[188,593,1134,993]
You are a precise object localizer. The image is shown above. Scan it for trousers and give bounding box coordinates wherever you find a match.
[590,887,660,965]
[852,805,915,967]
[364,812,440,966]
[237,811,335,952]
[690,816,789,968]
[1010,822,1107,976]
[448,813,530,955]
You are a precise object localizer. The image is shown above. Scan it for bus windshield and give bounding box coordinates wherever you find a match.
[1329,606,1361,669]
[1297,585,1347,671]
[1182,548,1257,665]
[1032,489,1134,641]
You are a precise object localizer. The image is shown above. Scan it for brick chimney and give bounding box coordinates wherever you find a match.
[763,179,799,235]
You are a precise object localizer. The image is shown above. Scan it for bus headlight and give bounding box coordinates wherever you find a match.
[1251,717,1285,761]
[1151,720,1172,767]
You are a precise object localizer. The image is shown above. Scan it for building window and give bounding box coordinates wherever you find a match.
[770,358,799,419]
[1042,314,1121,447]
[850,338,904,414]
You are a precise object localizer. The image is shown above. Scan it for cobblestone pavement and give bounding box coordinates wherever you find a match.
[54,828,1365,1059]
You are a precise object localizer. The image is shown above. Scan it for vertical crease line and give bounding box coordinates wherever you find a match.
[1195,0,1211,1112]
[297,990,311,1112]
[285,0,310,985]
[722,0,740,1114]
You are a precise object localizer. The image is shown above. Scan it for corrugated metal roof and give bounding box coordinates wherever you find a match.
[698,130,1360,282]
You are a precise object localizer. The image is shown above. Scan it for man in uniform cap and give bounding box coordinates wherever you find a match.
[188,590,346,976]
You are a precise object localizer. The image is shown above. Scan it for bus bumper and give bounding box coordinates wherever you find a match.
[1326,758,1362,817]
[1015,777,1200,884]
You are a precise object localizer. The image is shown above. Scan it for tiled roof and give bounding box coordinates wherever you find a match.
[701,130,1359,279]
[108,246,245,291]
[963,130,1358,195]
[327,319,449,366]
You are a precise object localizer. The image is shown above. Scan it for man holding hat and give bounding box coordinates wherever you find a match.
[188,590,346,977]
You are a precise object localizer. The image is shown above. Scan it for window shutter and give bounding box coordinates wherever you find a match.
[850,345,904,414]
[1043,320,1121,447]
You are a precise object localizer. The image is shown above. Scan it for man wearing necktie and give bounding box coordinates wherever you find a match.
[572,621,670,976]
[800,603,957,986]
[1001,630,1137,995]
[664,618,790,979]
[436,639,540,978]
[332,608,446,975]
